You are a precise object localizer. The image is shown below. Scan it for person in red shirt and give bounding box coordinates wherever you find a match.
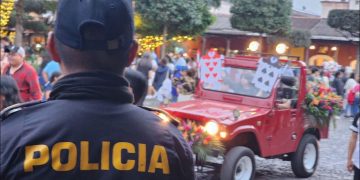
[2,46,42,102]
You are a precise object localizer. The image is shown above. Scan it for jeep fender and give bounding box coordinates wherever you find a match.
[228,125,264,157]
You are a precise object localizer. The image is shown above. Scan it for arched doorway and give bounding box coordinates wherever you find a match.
[350,59,358,70]
[309,55,335,66]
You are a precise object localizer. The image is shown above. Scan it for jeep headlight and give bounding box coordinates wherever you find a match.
[204,121,219,136]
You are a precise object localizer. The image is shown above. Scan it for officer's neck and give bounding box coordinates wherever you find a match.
[61,66,125,77]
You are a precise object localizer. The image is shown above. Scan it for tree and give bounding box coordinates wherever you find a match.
[13,0,57,46]
[15,0,24,46]
[135,0,215,57]
[267,30,311,48]
[206,0,221,8]
[328,10,360,76]
[289,30,311,48]
[230,0,292,36]
[327,10,359,37]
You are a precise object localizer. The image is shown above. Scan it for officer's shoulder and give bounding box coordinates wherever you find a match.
[0,100,46,121]
[139,106,180,127]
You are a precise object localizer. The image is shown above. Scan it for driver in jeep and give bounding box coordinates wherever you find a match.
[277,76,298,109]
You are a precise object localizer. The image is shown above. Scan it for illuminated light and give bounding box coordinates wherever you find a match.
[137,35,192,55]
[219,131,227,139]
[35,44,42,49]
[0,0,15,27]
[276,43,288,54]
[183,53,188,57]
[248,41,260,52]
[204,121,219,136]
[158,113,170,123]
[309,45,316,50]
[331,46,338,51]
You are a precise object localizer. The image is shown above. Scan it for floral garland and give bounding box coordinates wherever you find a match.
[304,81,343,127]
[178,120,225,163]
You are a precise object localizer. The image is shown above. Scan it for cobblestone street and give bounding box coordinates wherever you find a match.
[196,117,354,180]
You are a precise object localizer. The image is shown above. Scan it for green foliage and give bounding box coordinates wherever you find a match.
[230,0,292,35]
[24,21,48,32]
[267,30,311,48]
[327,10,360,37]
[8,0,56,32]
[24,0,57,14]
[289,30,312,48]
[135,0,214,36]
[8,11,48,33]
[179,120,225,163]
[206,0,221,8]
[166,41,187,54]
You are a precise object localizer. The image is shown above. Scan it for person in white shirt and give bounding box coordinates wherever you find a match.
[348,113,359,180]
[344,73,358,117]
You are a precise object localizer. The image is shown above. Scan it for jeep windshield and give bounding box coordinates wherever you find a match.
[202,67,271,98]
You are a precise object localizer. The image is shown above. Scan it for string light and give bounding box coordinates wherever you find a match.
[0,30,15,42]
[137,35,193,55]
[1,0,15,42]
[0,0,15,27]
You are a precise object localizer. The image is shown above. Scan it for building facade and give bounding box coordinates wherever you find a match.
[189,0,359,70]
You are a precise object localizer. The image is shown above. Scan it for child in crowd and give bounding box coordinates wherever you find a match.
[44,72,62,100]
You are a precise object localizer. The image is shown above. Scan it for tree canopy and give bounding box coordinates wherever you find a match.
[9,0,57,32]
[289,30,312,48]
[230,0,292,36]
[327,10,359,37]
[135,0,215,36]
[206,0,221,8]
[136,0,216,57]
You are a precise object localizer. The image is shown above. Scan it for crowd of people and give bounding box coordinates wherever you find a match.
[0,34,201,110]
[1,38,359,179]
[1,35,359,115]
[307,66,360,117]
[0,37,62,110]
[130,51,198,106]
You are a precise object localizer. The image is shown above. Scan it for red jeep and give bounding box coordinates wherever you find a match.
[162,56,328,180]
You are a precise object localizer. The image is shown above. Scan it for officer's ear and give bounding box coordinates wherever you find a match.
[126,41,138,67]
[46,32,61,63]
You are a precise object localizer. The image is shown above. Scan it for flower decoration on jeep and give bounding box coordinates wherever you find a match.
[304,82,343,127]
[178,120,225,163]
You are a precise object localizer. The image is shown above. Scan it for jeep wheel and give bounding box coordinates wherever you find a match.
[291,134,319,178]
[220,146,255,180]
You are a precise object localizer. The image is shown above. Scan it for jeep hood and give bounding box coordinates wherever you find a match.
[163,99,271,124]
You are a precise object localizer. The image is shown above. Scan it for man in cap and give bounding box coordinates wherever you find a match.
[0,0,194,180]
[2,46,42,102]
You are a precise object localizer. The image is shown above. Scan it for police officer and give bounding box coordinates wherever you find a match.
[0,0,194,179]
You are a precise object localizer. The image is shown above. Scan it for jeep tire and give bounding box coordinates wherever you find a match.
[220,146,255,180]
[291,134,319,178]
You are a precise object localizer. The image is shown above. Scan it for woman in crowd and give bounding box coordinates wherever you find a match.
[345,73,358,117]
[333,71,345,97]
[125,68,148,106]
[136,53,157,97]
[320,70,330,88]
[153,57,170,91]
[0,75,22,111]
[348,80,360,116]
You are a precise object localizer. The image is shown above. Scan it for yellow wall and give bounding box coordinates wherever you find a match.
[289,47,305,61]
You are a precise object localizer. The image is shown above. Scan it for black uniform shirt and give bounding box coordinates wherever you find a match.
[0,72,194,180]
